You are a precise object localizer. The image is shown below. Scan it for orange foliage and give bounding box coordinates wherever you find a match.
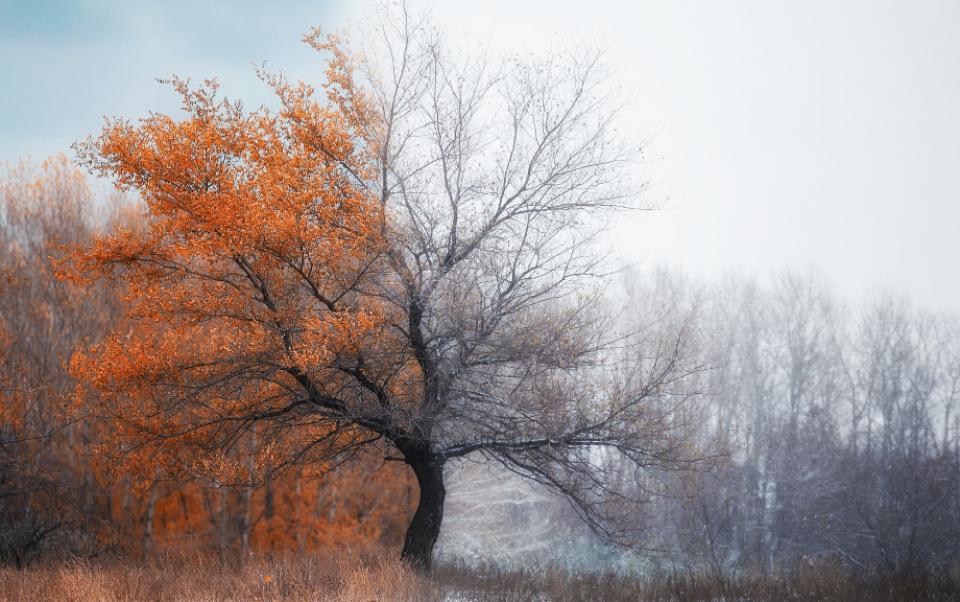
[0,152,411,561]
[63,70,389,478]
[142,459,413,555]
[51,37,421,557]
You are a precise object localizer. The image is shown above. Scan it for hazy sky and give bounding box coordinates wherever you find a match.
[2,0,958,310]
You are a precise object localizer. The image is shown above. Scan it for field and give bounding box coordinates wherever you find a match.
[2,552,957,601]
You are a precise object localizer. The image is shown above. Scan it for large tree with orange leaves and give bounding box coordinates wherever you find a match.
[0,156,409,563]
[67,73,398,504]
[67,6,698,571]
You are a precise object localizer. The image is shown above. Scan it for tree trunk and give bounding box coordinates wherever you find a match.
[142,479,160,558]
[400,450,446,571]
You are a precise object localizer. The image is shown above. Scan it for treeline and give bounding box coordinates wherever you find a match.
[442,269,960,574]
[603,269,959,573]
[0,158,413,565]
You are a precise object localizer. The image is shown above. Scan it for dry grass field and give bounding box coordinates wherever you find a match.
[1,551,958,601]
[0,551,425,602]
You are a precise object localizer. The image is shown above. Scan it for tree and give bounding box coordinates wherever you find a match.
[618,267,960,574]
[65,72,394,534]
[0,156,124,563]
[66,6,697,570]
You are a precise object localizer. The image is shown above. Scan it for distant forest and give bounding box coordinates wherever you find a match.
[443,266,960,574]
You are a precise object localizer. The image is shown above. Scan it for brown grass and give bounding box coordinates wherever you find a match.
[0,550,431,602]
[436,561,960,601]
[1,552,958,601]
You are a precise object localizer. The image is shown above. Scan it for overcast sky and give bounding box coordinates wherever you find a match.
[2,0,958,310]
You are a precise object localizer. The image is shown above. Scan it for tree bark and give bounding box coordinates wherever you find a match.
[142,479,159,559]
[400,449,446,571]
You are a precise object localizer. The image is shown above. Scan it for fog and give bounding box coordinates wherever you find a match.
[4,0,959,309]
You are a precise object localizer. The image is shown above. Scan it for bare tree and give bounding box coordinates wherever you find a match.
[279,5,701,568]
[621,268,960,574]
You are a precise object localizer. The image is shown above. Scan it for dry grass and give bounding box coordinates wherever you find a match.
[0,550,433,602]
[436,561,960,601]
[1,551,958,601]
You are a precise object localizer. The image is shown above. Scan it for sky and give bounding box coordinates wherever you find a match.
[2,0,958,310]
